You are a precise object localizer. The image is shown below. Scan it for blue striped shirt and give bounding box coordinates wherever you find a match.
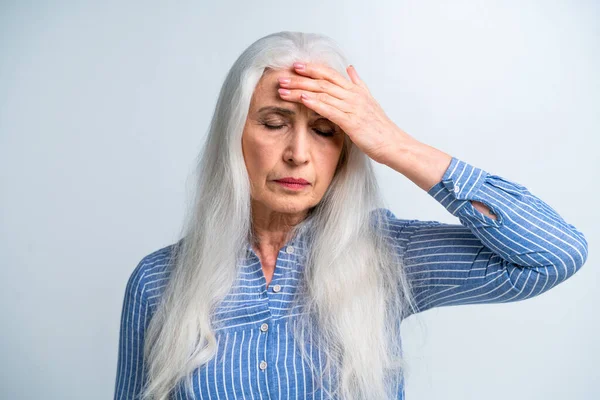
[114,156,588,399]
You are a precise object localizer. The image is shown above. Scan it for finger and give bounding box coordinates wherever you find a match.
[347,65,369,91]
[299,92,350,130]
[293,62,355,91]
[278,88,354,113]
[279,75,349,100]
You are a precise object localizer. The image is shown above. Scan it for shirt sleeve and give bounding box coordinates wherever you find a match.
[114,257,151,400]
[386,156,588,317]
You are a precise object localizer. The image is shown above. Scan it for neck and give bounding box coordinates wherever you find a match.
[250,201,309,252]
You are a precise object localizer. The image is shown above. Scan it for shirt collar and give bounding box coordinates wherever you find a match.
[245,216,313,256]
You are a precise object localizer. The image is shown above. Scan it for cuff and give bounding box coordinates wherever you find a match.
[426,157,499,227]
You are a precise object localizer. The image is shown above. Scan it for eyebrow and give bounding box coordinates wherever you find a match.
[257,106,322,118]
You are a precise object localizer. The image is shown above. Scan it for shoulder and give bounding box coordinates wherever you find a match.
[370,207,444,238]
[125,241,179,306]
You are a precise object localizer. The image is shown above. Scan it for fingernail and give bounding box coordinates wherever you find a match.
[293,62,305,70]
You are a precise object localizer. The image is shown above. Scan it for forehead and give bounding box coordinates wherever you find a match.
[251,68,321,117]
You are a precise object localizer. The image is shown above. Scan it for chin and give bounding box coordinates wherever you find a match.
[273,202,312,215]
[265,197,315,215]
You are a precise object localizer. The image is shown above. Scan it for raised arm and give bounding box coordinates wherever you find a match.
[383,156,588,316]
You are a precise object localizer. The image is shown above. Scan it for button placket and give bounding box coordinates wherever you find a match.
[259,322,269,373]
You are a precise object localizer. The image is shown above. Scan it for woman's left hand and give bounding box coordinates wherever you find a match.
[277,62,414,165]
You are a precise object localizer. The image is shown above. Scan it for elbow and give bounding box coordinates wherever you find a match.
[557,229,589,281]
[572,231,589,273]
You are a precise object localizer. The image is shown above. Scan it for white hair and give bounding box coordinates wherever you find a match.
[141,31,422,400]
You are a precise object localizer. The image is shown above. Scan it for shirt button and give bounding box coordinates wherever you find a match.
[259,360,268,370]
[272,284,281,293]
[260,323,269,332]
[454,184,460,193]
[285,245,294,254]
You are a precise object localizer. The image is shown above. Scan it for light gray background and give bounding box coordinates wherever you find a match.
[1,1,598,399]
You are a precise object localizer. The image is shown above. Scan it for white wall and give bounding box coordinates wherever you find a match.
[1,1,597,399]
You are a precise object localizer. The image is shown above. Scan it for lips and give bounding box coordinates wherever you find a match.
[275,177,310,185]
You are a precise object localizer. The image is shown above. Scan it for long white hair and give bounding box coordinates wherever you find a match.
[141,31,421,400]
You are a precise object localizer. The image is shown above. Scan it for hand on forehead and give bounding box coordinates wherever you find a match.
[254,67,324,118]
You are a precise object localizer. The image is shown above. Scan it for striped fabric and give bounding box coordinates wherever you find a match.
[114,156,588,399]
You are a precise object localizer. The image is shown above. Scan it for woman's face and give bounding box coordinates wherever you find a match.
[242,68,346,218]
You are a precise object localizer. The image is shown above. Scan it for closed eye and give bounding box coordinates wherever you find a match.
[262,123,335,137]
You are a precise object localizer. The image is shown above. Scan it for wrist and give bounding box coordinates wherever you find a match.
[379,128,417,167]
[384,135,452,192]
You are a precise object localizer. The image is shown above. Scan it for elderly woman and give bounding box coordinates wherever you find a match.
[114,32,588,400]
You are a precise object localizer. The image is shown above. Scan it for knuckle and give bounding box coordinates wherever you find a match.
[317,80,328,91]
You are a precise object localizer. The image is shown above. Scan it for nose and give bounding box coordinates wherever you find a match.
[284,126,310,165]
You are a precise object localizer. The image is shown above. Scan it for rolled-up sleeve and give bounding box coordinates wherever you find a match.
[385,156,588,316]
